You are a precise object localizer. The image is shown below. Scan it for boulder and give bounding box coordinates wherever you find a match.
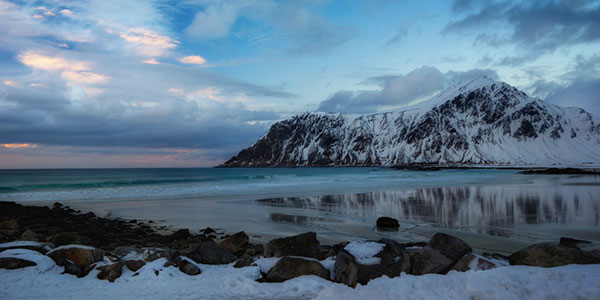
[177,258,201,275]
[47,246,105,271]
[265,256,330,282]
[0,219,19,230]
[124,260,145,272]
[426,233,472,262]
[20,230,39,241]
[97,263,123,282]
[264,232,322,259]
[559,237,591,249]
[333,239,411,287]
[188,241,236,265]
[508,243,600,267]
[376,217,399,228]
[451,254,497,272]
[170,229,190,241]
[219,231,249,255]
[233,256,255,268]
[49,232,90,247]
[410,246,455,275]
[0,257,37,269]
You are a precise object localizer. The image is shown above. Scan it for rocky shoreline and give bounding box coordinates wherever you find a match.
[1,201,600,287]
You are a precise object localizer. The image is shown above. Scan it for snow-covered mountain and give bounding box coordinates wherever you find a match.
[222,77,600,167]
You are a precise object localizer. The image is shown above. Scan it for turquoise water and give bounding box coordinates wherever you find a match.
[0,168,518,203]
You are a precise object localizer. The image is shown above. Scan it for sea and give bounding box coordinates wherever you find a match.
[1,167,599,254]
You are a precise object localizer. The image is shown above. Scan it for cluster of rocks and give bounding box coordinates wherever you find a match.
[2,202,600,287]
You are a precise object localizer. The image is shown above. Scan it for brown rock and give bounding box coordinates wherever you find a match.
[426,233,472,262]
[0,220,19,230]
[410,246,455,275]
[219,231,249,255]
[264,232,322,259]
[451,254,497,272]
[47,246,105,271]
[0,257,37,269]
[97,263,123,282]
[20,230,39,241]
[265,256,330,282]
[177,258,201,275]
[508,243,600,267]
[376,217,399,228]
[124,260,145,272]
[333,240,411,287]
[188,241,236,265]
[170,229,190,241]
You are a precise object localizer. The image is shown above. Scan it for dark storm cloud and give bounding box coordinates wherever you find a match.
[0,83,280,150]
[317,66,498,113]
[445,0,600,64]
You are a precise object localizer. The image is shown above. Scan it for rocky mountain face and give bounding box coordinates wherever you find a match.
[222,77,600,167]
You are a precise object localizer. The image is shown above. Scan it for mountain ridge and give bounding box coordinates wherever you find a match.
[222,77,600,167]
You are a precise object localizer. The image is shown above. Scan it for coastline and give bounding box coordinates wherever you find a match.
[1,201,600,300]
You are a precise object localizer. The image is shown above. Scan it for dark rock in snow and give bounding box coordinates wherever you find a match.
[47,246,105,271]
[177,258,201,275]
[508,243,600,267]
[0,257,37,269]
[376,217,399,228]
[264,232,322,259]
[410,246,455,275]
[333,239,410,287]
[219,231,249,256]
[450,254,497,272]
[265,256,330,282]
[559,237,592,249]
[188,241,236,265]
[426,233,472,262]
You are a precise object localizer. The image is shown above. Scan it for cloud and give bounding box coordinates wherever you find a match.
[317,66,498,113]
[444,0,600,64]
[545,79,600,116]
[106,26,179,57]
[1,143,37,149]
[142,58,161,65]
[529,54,600,116]
[386,28,407,46]
[179,55,206,64]
[185,3,238,40]
[18,52,110,88]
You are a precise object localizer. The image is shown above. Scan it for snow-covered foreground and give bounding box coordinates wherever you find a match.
[1,249,599,300]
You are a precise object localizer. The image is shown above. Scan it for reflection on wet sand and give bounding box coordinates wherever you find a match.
[256,184,600,232]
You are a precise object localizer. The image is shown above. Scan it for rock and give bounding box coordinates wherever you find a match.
[63,259,83,277]
[376,217,399,228]
[124,260,145,272]
[188,241,236,265]
[49,232,89,247]
[0,220,20,237]
[177,258,201,275]
[265,256,330,282]
[20,230,39,241]
[0,257,37,269]
[426,233,472,262]
[97,263,123,282]
[451,254,497,272]
[508,243,600,267]
[264,232,322,259]
[333,239,410,287]
[410,246,455,275]
[233,256,255,268]
[170,229,190,241]
[559,237,591,249]
[325,242,349,258]
[219,231,249,255]
[47,246,105,271]
[0,219,20,230]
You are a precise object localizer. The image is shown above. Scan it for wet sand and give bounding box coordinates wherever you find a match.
[60,173,600,255]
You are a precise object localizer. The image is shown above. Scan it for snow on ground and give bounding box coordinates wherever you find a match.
[344,241,385,265]
[1,249,599,300]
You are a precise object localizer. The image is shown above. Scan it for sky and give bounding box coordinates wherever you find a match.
[0,0,599,168]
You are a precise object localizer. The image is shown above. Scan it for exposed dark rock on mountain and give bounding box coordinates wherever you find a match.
[222,77,600,167]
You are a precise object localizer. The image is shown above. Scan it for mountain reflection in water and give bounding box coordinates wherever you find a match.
[256,184,600,231]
